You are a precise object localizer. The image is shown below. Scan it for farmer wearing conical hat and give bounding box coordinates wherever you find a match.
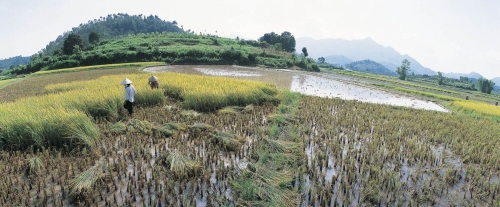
[121,78,136,116]
[148,75,159,90]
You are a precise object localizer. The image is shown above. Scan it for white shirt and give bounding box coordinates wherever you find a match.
[125,85,136,102]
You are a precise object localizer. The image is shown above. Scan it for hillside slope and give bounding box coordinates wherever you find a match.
[345,59,396,76]
[10,33,319,74]
[42,13,184,56]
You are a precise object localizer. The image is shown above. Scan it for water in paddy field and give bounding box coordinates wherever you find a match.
[145,65,449,112]
[289,74,450,112]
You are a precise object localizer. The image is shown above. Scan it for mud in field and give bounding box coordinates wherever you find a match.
[144,65,449,112]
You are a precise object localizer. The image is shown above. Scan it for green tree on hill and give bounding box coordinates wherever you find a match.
[63,33,84,55]
[396,59,411,80]
[477,78,495,94]
[302,47,308,57]
[437,71,444,85]
[317,57,325,64]
[88,32,100,45]
[258,31,296,52]
[279,31,296,52]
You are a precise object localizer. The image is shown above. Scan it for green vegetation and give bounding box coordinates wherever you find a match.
[9,32,319,75]
[5,13,319,76]
[396,59,410,80]
[258,31,296,52]
[43,13,184,56]
[478,77,496,94]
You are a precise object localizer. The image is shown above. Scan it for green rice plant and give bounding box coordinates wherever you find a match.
[0,106,99,150]
[68,115,100,148]
[209,131,244,151]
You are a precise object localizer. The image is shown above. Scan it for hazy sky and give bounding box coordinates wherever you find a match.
[1,0,499,78]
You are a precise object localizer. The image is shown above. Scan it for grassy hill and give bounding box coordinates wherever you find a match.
[5,13,318,76]
[9,32,319,75]
[42,13,184,56]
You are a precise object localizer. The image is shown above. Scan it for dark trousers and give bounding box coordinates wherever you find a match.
[124,100,133,115]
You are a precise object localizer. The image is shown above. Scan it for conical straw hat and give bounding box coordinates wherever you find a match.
[121,78,132,85]
[148,76,158,82]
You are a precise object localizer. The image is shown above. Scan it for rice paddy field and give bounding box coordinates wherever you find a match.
[0,63,499,206]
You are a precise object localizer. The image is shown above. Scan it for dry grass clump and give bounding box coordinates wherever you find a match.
[126,119,153,135]
[217,106,243,115]
[159,150,202,179]
[209,131,244,151]
[217,104,255,115]
[108,119,154,135]
[153,122,186,137]
[267,113,297,126]
[26,156,44,176]
[109,121,127,134]
[69,159,107,200]
[181,110,201,117]
[189,123,213,131]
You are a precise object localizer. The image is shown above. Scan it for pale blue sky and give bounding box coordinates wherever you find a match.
[1,0,499,78]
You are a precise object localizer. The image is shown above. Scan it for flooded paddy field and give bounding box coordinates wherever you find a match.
[145,65,449,112]
[1,65,498,206]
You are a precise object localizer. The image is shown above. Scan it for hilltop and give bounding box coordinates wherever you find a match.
[42,13,184,56]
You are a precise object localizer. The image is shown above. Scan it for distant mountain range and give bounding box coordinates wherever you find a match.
[441,72,483,80]
[295,37,437,76]
[492,77,500,86]
[0,56,30,70]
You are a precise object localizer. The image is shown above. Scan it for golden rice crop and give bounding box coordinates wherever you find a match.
[451,100,500,118]
[0,71,278,150]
